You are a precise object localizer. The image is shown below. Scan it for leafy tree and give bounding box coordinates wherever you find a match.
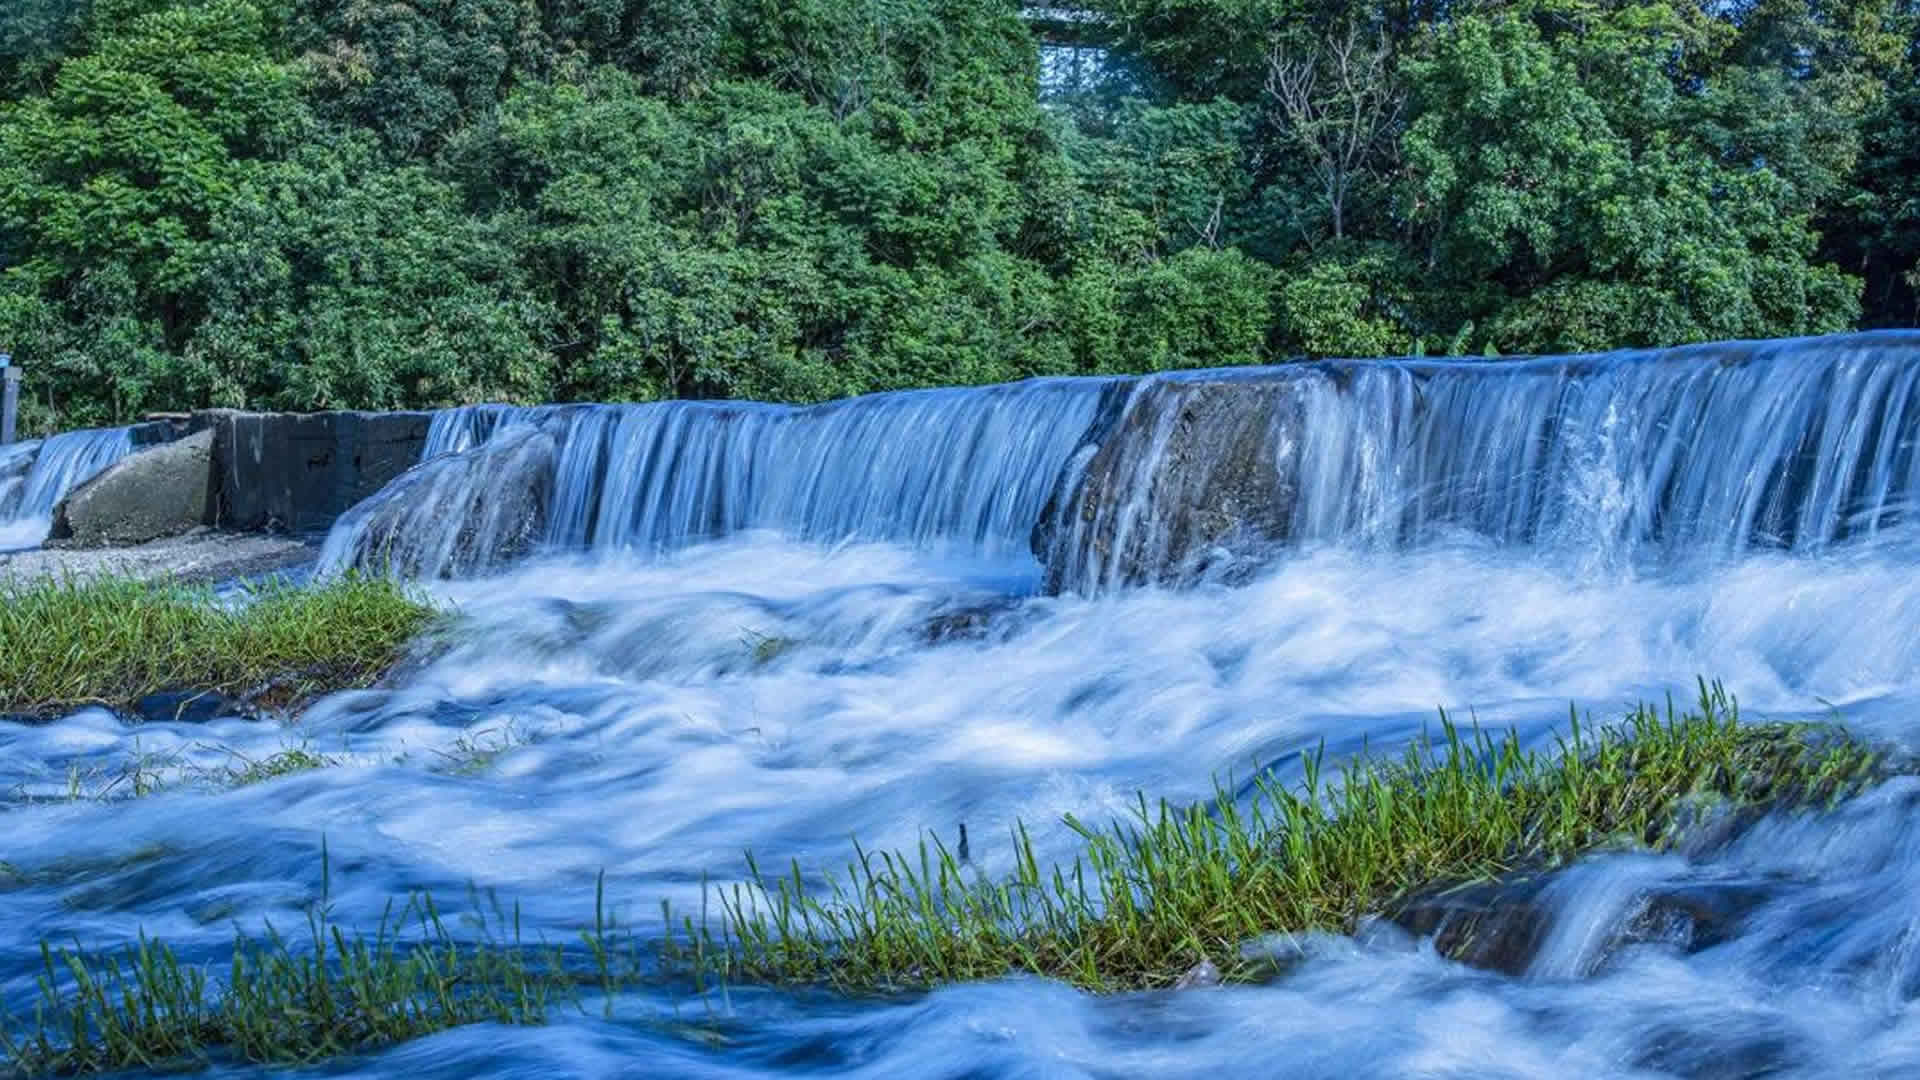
[1836,82,1920,326]
[291,0,534,156]
[0,0,97,94]
[0,0,1910,431]
[0,0,305,419]
[1400,15,1859,350]
[195,133,548,410]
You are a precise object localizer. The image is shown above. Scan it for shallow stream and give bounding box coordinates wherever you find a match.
[9,336,1920,1077]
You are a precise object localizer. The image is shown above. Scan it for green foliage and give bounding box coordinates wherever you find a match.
[1110,247,1275,370]
[0,573,437,716]
[198,132,549,409]
[0,0,97,94]
[0,0,305,421]
[1096,0,1296,99]
[1272,248,1409,357]
[1832,82,1920,326]
[0,0,1911,425]
[291,0,533,155]
[1399,14,1861,351]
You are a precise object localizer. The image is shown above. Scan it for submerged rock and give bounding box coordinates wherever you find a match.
[1173,959,1222,990]
[1390,872,1779,976]
[1032,374,1309,592]
[321,425,556,579]
[917,597,1026,644]
[51,428,214,547]
[131,689,247,725]
[1389,875,1555,975]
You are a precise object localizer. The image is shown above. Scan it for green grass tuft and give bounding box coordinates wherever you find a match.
[1,859,595,1077]
[0,685,1899,1076]
[0,575,439,718]
[675,681,1895,992]
[217,746,339,787]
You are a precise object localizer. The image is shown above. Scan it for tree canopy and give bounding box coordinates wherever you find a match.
[0,0,1912,427]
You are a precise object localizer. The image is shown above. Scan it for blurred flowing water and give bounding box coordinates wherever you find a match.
[0,425,137,552]
[12,334,1920,1077]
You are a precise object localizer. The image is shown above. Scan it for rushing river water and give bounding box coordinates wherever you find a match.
[11,334,1920,1077]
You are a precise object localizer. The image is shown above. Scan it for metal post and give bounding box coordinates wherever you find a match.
[0,353,16,445]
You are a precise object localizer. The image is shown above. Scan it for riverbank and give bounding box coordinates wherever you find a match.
[0,529,316,587]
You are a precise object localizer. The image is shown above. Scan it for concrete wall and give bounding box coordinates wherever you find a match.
[127,419,182,449]
[194,409,434,535]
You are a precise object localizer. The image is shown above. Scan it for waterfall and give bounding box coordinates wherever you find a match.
[0,439,40,521]
[1041,331,1920,588]
[326,332,1920,583]
[322,379,1120,575]
[0,426,138,551]
[420,404,547,459]
[1286,336,1920,554]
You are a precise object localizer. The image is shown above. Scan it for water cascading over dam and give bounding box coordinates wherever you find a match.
[0,425,138,551]
[319,379,1126,577]
[323,331,1920,586]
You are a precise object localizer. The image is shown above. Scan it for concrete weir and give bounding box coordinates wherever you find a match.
[25,328,1920,588]
[201,409,434,534]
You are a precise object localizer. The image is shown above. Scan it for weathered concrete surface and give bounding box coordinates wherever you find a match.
[1032,374,1306,592]
[323,425,555,579]
[51,429,214,547]
[127,418,185,449]
[9,409,433,541]
[201,409,434,535]
[0,529,316,585]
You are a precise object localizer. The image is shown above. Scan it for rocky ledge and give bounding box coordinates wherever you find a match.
[0,529,316,585]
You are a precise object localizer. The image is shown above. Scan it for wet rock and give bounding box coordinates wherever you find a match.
[1625,880,1778,953]
[51,429,214,547]
[1031,374,1311,593]
[1390,873,1778,976]
[323,425,556,579]
[1391,875,1557,975]
[1173,959,1222,990]
[131,689,246,724]
[918,598,1024,644]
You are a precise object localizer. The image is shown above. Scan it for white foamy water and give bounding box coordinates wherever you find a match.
[12,334,1920,1077]
[8,533,1920,1078]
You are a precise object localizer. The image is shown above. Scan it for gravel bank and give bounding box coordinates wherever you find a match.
[0,529,317,585]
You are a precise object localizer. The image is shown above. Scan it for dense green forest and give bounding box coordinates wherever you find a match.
[0,0,1915,428]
